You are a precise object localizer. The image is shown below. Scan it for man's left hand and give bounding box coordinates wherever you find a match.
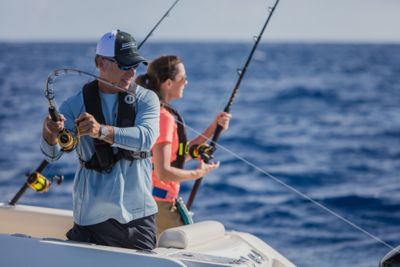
[75,112,101,138]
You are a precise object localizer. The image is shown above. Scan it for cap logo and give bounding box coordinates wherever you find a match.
[121,42,136,51]
[124,94,135,104]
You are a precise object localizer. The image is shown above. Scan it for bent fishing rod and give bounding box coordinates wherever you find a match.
[9,69,136,206]
[186,0,281,210]
[9,0,182,206]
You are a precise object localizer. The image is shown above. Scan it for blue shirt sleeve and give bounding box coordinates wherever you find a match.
[40,136,63,162]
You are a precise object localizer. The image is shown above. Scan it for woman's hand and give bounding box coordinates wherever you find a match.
[153,142,220,182]
[195,160,220,178]
[214,112,232,131]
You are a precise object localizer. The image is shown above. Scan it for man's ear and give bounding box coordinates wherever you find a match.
[95,56,104,69]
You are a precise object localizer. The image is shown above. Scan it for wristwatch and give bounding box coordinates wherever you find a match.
[98,125,109,140]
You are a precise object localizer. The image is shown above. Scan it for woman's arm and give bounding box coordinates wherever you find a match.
[153,142,219,182]
[188,112,231,147]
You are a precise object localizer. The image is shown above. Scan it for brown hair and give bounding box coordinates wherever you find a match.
[136,55,182,101]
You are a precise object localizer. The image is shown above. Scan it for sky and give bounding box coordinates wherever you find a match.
[0,0,399,43]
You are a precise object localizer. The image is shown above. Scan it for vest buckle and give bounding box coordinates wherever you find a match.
[140,151,150,158]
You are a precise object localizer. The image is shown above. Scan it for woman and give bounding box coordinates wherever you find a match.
[136,55,231,236]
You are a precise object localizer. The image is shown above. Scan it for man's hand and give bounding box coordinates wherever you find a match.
[43,114,65,145]
[75,112,101,138]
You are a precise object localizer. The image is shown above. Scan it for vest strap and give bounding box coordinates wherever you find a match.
[163,105,188,169]
[80,150,152,172]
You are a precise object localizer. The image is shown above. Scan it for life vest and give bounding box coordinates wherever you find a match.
[152,105,188,202]
[79,80,151,172]
[164,105,188,169]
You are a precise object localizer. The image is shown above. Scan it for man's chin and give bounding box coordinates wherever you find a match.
[119,81,131,90]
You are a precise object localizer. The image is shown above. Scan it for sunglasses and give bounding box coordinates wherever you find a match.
[102,57,139,71]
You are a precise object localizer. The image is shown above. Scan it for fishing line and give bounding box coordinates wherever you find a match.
[176,117,397,251]
[45,68,137,100]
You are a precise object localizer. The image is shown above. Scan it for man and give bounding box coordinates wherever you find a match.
[41,30,160,250]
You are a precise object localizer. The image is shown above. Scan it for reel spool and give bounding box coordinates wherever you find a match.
[189,143,215,162]
[57,128,78,152]
[27,172,63,193]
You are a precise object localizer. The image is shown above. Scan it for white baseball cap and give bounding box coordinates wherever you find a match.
[96,30,147,67]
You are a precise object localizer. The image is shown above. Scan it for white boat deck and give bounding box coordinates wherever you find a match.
[0,203,296,267]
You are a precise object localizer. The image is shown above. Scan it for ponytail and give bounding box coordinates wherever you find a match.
[135,55,182,102]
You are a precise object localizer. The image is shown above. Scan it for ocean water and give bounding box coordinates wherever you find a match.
[0,42,399,267]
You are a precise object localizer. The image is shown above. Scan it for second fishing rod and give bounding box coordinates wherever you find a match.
[9,0,181,206]
[186,0,281,210]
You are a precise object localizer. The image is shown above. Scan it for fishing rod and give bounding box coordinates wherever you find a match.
[8,0,182,206]
[186,0,281,210]
[8,159,63,205]
[138,0,180,49]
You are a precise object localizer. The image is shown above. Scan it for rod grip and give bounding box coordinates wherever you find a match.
[48,106,60,122]
[211,124,223,148]
[186,178,203,210]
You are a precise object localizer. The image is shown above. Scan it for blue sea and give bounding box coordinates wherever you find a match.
[0,41,399,267]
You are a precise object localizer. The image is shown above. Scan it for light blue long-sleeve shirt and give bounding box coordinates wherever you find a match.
[40,84,159,226]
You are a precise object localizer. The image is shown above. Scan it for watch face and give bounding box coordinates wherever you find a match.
[100,126,108,139]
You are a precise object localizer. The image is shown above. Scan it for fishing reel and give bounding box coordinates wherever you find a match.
[27,172,63,193]
[189,143,215,163]
[47,95,78,152]
[57,128,78,152]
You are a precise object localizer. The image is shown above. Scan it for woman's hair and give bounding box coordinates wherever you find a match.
[136,55,182,101]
